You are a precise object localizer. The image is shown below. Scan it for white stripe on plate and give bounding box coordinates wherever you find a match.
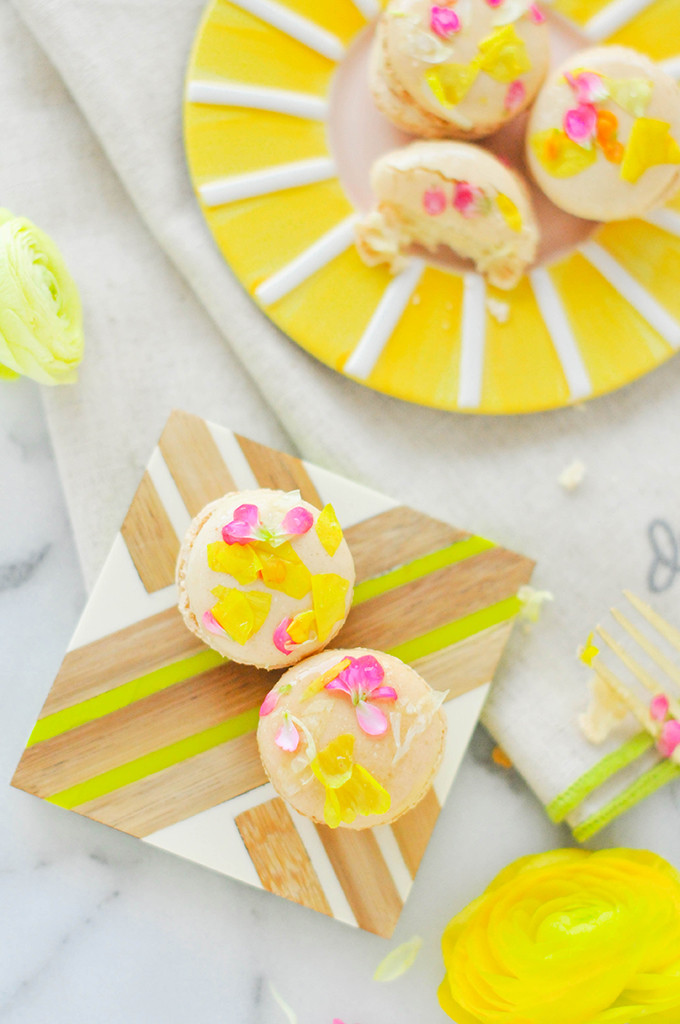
[529,266,592,401]
[205,421,261,490]
[287,809,359,927]
[581,240,680,349]
[344,258,426,380]
[372,825,413,903]
[147,448,192,543]
[199,157,337,207]
[660,55,680,79]
[644,207,680,237]
[352,0,381,18]
[256,216,358,306]
[186,80,328,121]
[457,273,487,410]
[228,0,345,61]
[583,0,655,39]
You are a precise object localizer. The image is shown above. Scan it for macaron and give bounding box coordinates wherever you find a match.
[257,648,448,829]
[371,0,550,140]
[176,489,355,669]
[355,140,539,288]
[527,46,680,221]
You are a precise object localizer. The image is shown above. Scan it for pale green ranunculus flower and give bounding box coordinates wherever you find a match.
[0,209,84,385]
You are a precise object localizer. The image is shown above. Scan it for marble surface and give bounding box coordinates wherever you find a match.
[2,379,679,1024]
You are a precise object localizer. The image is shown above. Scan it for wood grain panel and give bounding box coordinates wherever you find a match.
[412,621,515,699]
[76,733,266,836]
[391,788,441,879]
[159,410,237,517]
[121,471,179,593]
[237,799,332,916]
[336,547,530,653]
[345,507,467,583]
[14,661,273,797]
[40,608,204,718]
[235,433,323,506]
[316,826,403,937]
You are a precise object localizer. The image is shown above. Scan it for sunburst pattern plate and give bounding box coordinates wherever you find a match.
[184,0,680,413]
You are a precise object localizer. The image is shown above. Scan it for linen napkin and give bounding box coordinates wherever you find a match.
[9,0,680,838]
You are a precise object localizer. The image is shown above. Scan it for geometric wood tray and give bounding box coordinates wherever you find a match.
[12,410,534,937]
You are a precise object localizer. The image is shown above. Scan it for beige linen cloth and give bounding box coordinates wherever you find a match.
[7,0,680,836]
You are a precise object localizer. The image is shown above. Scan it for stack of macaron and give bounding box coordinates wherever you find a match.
[356,0,680,287]
[177,488,447,830]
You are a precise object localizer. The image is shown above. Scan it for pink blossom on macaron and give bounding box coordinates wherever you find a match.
[325,655,398,736]
[564,70,608,105]
[423,188,447,215]
[453,182,481,217]
[658,719,680,758]
[273,616,295,655]
[260,690,279,717]
[430,5,461,37]
[203,609,226,635]
[528,3,546,22]
[275,712,300,752]
[505,79,526,111]
[280,506,313,537]
[650,694,670,721]
[222,503,260,545]
[564,104,597,146]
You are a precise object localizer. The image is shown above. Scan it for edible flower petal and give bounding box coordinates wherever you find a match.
[222,504,260,545]
[477,25,531,83]
[658,719,680,758]
[453,181,487,217]
[607,76,653,118]
[374,936,423,982]
[356,700,389,736]
[424,188,447,215]
[301,657,352,702]
[207,540,261,584]
[564,70,608,105]
[426,63,480,107]
[315,503,344,556]
[273,616,295,655]
[530,128,598,177]
[504,78,526,111]
[596,109,624,163]
[260,689,279,717]
[257,541,312,599]
[324,655,397,736]
[579,631,599,666]
[311,573,350,642]
[650,694,670,721]
[311,735,391,828]
[430,4,461,37]
[495,193,522,231]
[275,712,300,752]
[564,103,597,147]
[273,609,317,656]
[621,117,680,184]
[202,609,225,635]
[280,506,313,538]
[528,3,545,22]
[210,587,272,645]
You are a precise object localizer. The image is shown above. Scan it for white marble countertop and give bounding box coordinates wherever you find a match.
[3,378,679,1024]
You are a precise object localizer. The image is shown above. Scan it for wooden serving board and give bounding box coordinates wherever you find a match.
[12,411,533,938]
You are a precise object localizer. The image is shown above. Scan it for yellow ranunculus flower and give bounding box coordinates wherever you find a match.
[439,849,680,1024]
[0,209,84,385]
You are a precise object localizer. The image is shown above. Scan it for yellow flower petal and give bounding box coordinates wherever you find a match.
[206,541,261,584]
[607,77,653,118]
[477,25,531,84]
[311,734,392,828]
[210,587,272,645]
[530,128,598,178]
[425,61,480,108]
[621,117,680,184]
[580,631,599,666]
[287,609,316,644]
[256,540,311,599]
[495,193,522,232]
[311,573,350,643]
[301,656,351,702]
[311,733,355,789]
[315,503,344,557]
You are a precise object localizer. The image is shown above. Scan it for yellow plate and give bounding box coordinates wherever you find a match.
[184,0,680,413]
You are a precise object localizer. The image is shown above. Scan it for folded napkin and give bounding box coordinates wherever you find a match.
[9,0,680,839]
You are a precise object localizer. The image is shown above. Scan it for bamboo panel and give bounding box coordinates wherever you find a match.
[345,506,467,583]
[236,799,333,916]
[316,826,403,937]
[121,471,180,593]
[159,409,237,516]
[412,621,515,700]
[391,788,441,879]
[235,433,323,505]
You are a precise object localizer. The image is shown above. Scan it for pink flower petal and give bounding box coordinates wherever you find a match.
[528,2,546,22]
[203,609,225,635]
[564,104,597,145]
[273,616,295,655]
[260,690,279,717]
[650,694,670,721]
[354,655,385,685]
[565,71,607,105]
[485,0,504,7]
[658,719,680,758]
[325,677,354,696]
[281,506,313,536]
[423,188,447,216]
[430,5,461,37]
[356,700,389,736]
[222,520,255,545]
[233,503,259,526]
[453,182,482,217]
[505,79,526,112]
[275,714,300,752]
[369,686,398,701]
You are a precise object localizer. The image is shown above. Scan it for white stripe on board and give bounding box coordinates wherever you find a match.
[287,809,359,927]
[147,449,192,543]
[529,267,592,401]
[660,55,680,79]
[434,686,490,805]
[583,0,655,39]
[644,207,680,237]
[199,157,337,207]
[343,258,426,380]
[456,273,487,409]
[581,240,680,349]
[186,81,328,121]
[372,826,413,903]
[352,0,381,18]
[256,216,358,306]
[228,0,345,61]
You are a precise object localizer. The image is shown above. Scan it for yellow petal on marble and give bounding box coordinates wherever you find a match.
[315,503,344,557]
[311,734,355,789]
[530,128,598,178]
[621,117,680,184]
[207,541,261,584]
[287,609,317,644]
[301,656,352,702]
[495,193,522,232]
[256,540,312,599]
[210,587,272,645]
[607,77,653,119]
[477,24,531,84]
[425,61,480,108]
[311,573,350,643]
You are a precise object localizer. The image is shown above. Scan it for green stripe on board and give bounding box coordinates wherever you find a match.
[387,595,520,664]
[27,649,226,748]
[352,536,495,606]
[573,758,680,842]
[546,733,654,823]
[47,707,260,810]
